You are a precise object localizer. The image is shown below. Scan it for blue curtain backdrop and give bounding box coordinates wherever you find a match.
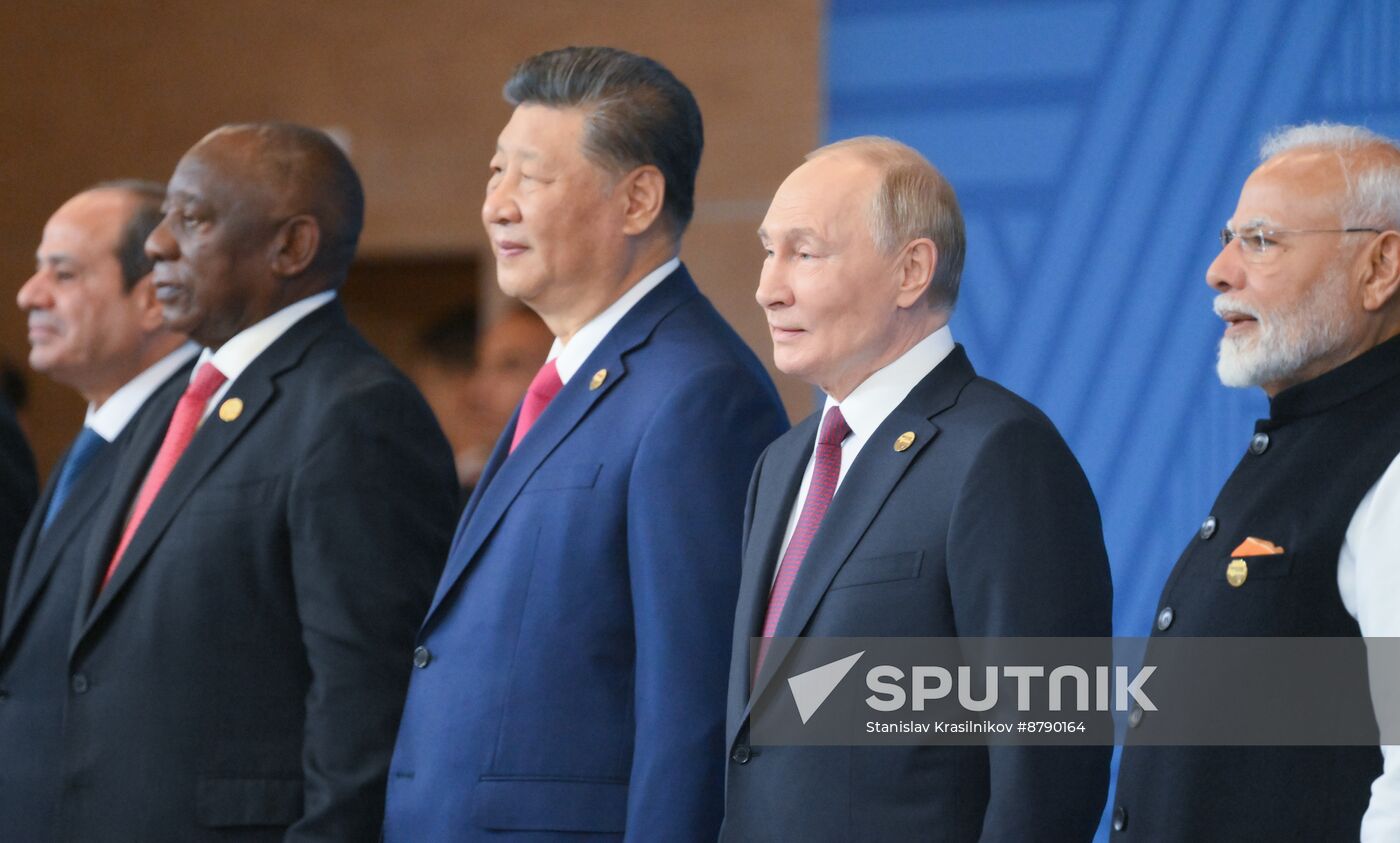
[823,0,1400,838]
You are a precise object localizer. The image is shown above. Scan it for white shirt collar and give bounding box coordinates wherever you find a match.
[194,290,337,385]
[548,257,680,384]
[85,342,201,442]
[822,325,955,439]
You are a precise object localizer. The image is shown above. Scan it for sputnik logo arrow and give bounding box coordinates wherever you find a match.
[788,651,865,724]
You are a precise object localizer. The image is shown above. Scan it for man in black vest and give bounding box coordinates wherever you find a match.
[1,181,196,840]
[1113,124,1400,839]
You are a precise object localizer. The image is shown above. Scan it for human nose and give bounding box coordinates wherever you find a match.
[145,214,178,263]
[755,253,792,310]
[1206,238,1244,294]
[17,270,51,312]
[482,173,521,228]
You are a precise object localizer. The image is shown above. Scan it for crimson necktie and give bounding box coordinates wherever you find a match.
[103,362,227,588]
[509,359,563,452]
[761,405,852,639]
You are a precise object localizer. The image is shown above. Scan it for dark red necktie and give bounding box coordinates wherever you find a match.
[510,359,563,453]
[761,405,852,639]
[103,362,227,588]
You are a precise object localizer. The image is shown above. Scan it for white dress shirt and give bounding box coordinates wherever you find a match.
[1339,452,1400,841]
[191,290,337,420]
[85,342,200,443]
[548,257,679,385]
[773,326,955,576]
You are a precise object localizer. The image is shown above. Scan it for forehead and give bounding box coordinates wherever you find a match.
[495,105,591,165]
[1233,149,1347,226]
[168,134,269,207]
[762,153,879,240]
[39,190,130,257]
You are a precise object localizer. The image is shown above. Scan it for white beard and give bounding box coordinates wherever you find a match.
[1215,263,1355,389]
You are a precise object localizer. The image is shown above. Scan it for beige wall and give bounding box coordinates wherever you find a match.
[0,0,819,472]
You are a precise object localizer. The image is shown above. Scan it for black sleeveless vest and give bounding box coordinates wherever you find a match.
[1113,335,1400,841]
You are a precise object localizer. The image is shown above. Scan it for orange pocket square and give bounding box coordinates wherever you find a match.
[1230,536,1285,556]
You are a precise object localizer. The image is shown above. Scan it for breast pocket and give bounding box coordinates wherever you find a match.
[521,463,602,493]
[829,550,924,590]
[184,477,280,515]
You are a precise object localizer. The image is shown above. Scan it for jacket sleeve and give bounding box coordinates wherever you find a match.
[284,376,458,842]
[945,414,1113,842]
[623,362,788,842]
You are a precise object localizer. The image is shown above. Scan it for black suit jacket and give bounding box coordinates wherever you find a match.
[0,360,190,840]
[52,302,457,843]
[721,346,1113,842]
[0,396,38,619]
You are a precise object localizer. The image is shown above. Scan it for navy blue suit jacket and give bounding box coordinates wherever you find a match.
[721,346,1113,842]
[385,267,788,842]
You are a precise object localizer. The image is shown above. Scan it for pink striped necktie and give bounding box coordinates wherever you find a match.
[510,359,563,452]
[103,361,227,589]
[761,405,851,639]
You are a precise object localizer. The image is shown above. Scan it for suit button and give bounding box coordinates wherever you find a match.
[1249,432,1270,455]
[1156,606,1174,631]
[731,746,752,764]
[1199,516,1217,540]
[1128,706,1143,728]
[412,646,432,669]
[71,674,90,695]
[1112,805,1127,831]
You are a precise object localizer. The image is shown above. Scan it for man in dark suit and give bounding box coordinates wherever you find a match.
[384,47,788,842]
[1,180,196,840]
[1112,125,1400,840]
[723,137,1112,841]
[52,124,458,842]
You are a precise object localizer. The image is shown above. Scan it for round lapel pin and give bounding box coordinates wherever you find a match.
[218,397,244,422]
[589,369,608,390]
[1226,558,1248,587]
[893,431,915,452]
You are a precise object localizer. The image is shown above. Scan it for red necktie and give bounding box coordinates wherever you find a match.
[103,362,228,588]
[509,359,563,452]
[760,405,851,641]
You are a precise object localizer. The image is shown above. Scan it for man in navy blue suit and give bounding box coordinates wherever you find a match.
[384,47,788,841]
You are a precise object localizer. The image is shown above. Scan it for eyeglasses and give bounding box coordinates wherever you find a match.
[1219,224,1382,258]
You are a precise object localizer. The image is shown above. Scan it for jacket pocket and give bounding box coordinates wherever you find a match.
[195,776,303,828]
[522,463,603,493]
[473,776,627,832]
[829,550,924,590]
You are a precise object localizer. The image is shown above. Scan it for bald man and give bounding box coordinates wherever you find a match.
[54,124,458,842]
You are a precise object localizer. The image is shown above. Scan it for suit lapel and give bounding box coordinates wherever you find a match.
[71,304,343,654]
[0,442,118,652]
[742,347,976,714]
[725,419,813,747]
[423,267,700,626]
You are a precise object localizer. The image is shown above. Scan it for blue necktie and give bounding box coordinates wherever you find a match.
[41,427,106,533]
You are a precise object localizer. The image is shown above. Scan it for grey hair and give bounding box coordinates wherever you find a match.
[503,46,703,236]
[808,136,966,310]
[1260,122,1400,230]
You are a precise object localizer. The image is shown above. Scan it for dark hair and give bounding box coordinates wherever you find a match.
[89,179,165,291]
[503,46,703,235]
[213,122,365,284]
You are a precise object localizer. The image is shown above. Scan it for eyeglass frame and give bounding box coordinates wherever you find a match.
[1218,224,1383,254]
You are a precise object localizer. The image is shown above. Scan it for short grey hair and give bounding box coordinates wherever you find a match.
[1260,122,1400,231]
[807,136,966,310]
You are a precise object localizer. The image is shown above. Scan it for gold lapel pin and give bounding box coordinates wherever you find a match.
[1226,558,1248,588]
[893,431,915,452]
[218,397,244,422]
[589,369,608,390]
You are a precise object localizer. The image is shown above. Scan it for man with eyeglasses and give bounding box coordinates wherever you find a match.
[1112,122,1400,840]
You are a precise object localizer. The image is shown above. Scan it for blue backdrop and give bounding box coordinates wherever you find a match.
[824,0,1400,836]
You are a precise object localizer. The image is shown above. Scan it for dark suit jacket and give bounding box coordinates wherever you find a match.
[0,395,38,618]
[0,360,190,840]
[721,346,1113,843]
[384,267,789,842]
[51,302,458,843]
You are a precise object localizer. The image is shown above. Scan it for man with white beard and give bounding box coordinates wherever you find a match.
[1112,123,1400,841]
